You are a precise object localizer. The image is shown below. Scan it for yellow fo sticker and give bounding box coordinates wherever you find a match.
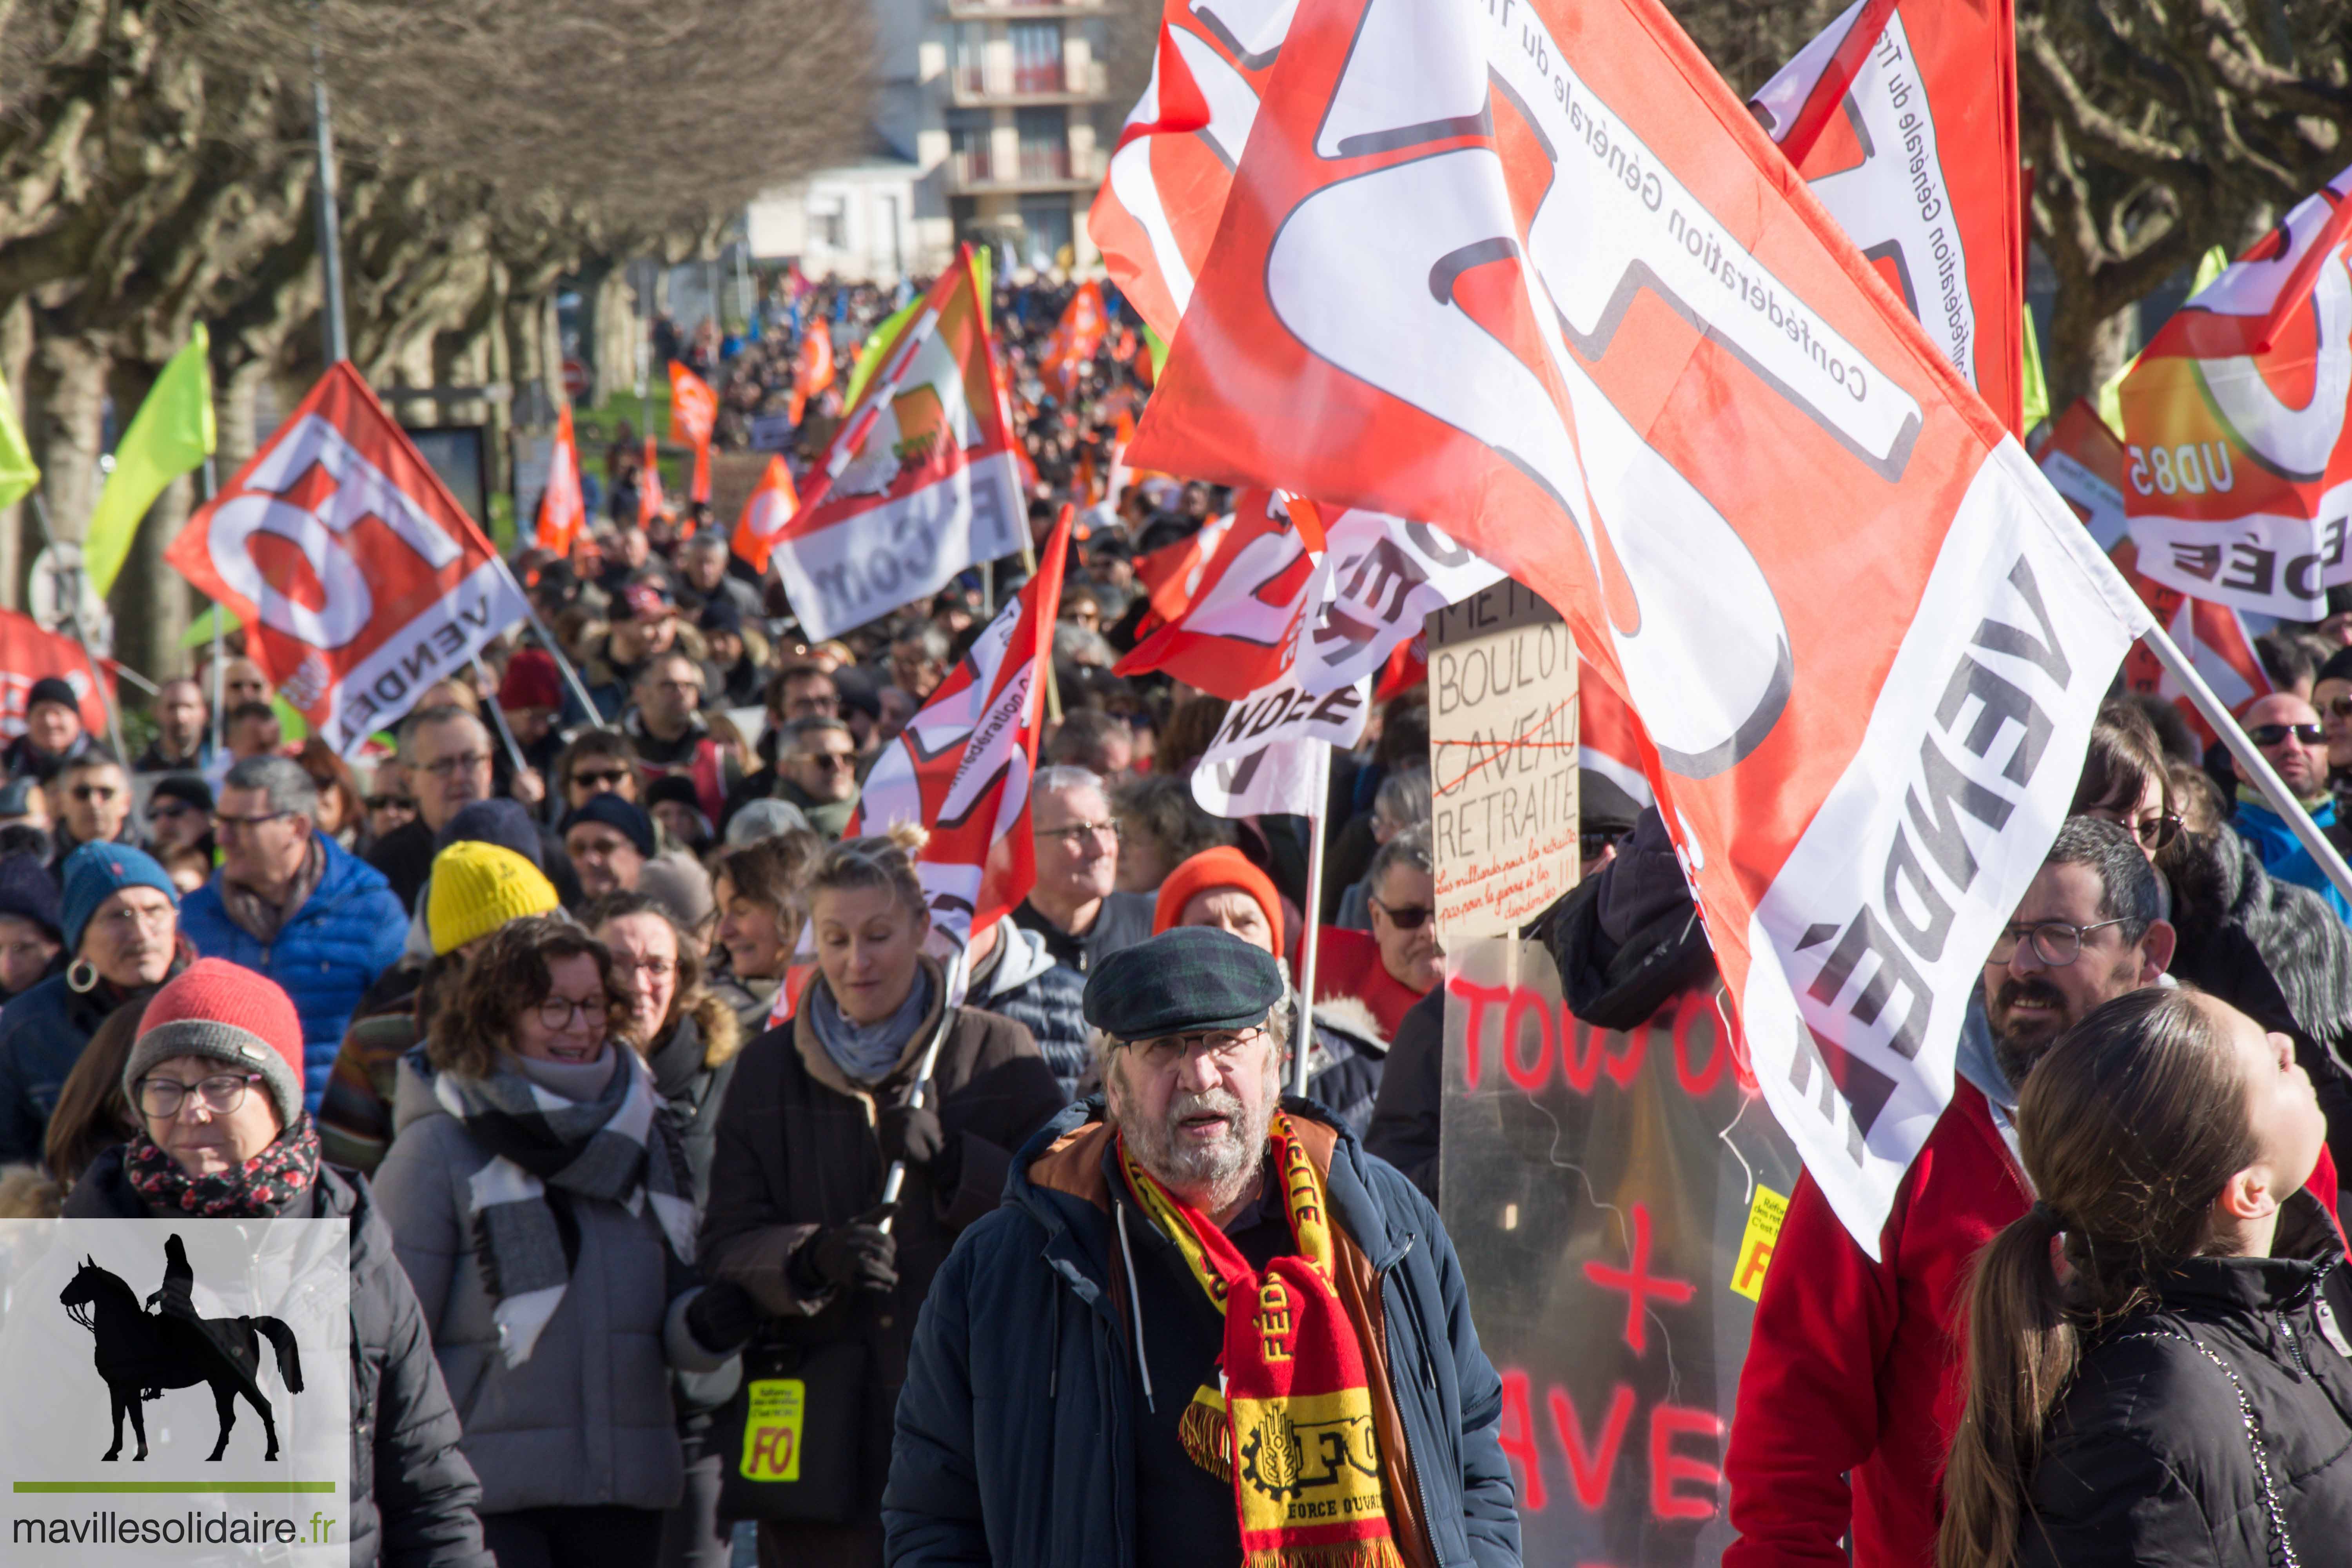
[740,1378,806,1482]
[1730,1185,1788,1302]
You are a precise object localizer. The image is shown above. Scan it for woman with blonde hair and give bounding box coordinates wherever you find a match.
[1940,984,2345,1568]
[700,829,1067,1567]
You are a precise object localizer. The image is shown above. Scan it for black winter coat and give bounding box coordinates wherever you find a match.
[882,1098,1523,1566]
[2020,1195,2352,1568]
[698,967,1067,1562]
[66,1147,490,1568]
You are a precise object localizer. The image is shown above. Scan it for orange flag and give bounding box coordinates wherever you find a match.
[533,402,585,556]
[731,453,801,574]
[1040,282,1106,402]
[788,323,836,426]
[668,361,718,504]
[638,434,667,526]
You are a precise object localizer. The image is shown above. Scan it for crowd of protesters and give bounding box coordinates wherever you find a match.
[4,263,2352,1568]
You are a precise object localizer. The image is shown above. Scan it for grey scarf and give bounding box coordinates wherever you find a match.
[416,1043,697,1366]
[810,966,935,1084]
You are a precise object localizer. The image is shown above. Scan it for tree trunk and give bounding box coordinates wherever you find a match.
[0,298,34,607]
[2043,289,2140,415]
[27,325,109,543]
[579,257,641,408]
[113,469,194,684]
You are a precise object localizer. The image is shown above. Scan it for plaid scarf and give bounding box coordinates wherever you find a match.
[421,1045,697,1367]
[1119,1111,1405,1568]
[125,1116,321,1218]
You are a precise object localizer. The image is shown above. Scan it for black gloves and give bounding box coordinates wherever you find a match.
[789,1203,900,1297]
[877,1103,963,1191]
[685,1278,762,1354]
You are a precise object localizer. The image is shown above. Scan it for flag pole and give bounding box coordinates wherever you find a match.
[1290,743,1331,1099]
[470,651,530,777]
[202,457,224,759]
[28,494,129,767]
[488,556,607,726]
[2141,621,2352,909]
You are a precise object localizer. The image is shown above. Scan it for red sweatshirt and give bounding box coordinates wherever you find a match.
[1724,1081,2341,1568]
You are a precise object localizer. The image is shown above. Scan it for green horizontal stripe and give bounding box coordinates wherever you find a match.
[13,1481,337,1494]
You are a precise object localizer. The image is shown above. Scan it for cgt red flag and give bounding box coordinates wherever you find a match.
[1127,0,2149,1250]
[1748,0,2026,436]
[773,249,1025,641]
[1088,2,1287,341]
[534,401,586,556]
[0,610,113,740]
[2038,399,2271,746]
[1118,490,1321,698]
[668,361,718,504]
[1039,281,1107,403]
[851,506,1074,959]
[165,362,527,757]
[731,454,801,575]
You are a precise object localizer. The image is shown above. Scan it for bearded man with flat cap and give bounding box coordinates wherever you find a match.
[883,926,1521,1567]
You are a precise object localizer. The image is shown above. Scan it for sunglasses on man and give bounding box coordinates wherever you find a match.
[1370,896,1434,930]
[2250,722,2325,748]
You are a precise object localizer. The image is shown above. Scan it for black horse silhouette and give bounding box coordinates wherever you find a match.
[59,1238,303,1463]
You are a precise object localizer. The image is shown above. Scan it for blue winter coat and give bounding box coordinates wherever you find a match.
[0,973,115,1164]
[2232,795,2352,924]
[882,1098,1522,1566]
[178,834,407,1112]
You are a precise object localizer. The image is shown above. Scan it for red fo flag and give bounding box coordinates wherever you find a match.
[668,361,718,504]
[1748,0,2026,436]
[1133,508,1237,632]
[1039,281,1108,403]
[773,249,1025,641]
[731,454,801,575]
[534,402,586,556]
[165,363,527,757]
[0,610,113,740]
[852,506,1074,957]
[638,434,668,526]
[2119,163,2352,619]
[1088,4,1283,340]
[1126,0,2149,1250]
[2038,400,2270,745]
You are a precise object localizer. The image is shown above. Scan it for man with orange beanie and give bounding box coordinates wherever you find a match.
[1153,846,1390,1134]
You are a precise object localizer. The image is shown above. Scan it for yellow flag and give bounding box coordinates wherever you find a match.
[85,325,216,597]
[0,373,38,512]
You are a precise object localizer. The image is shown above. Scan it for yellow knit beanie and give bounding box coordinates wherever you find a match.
[427,841,561,956]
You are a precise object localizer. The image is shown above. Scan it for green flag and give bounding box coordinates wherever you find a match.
[1143,324,1171,381]
[843,296,926,410]
[85,325,215,597]
[2020,308,2050,438]
[0,373,38,511]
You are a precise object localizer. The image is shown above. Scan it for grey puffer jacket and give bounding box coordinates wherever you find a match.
[66,1145,490,1568]
[372,1053,732,1516]
[969,917,1090,1095]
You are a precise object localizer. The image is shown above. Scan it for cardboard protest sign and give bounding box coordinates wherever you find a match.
[1428,584,1580,942]
[1443,938,1800,1561]
[165,363,528,757]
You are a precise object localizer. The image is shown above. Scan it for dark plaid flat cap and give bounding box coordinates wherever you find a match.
[1083,927,1286,1039]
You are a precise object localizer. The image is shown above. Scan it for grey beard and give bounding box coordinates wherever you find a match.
[1118,1084,1276,1215]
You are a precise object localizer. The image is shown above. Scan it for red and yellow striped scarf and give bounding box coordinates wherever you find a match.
[1118,1111,1405,1568]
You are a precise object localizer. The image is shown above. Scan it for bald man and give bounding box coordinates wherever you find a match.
[2235,690,2352,923]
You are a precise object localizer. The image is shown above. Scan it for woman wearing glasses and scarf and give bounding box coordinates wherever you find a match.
[64,960,492,1567]
[699,829,1066,1568]
[374,915,747,1568]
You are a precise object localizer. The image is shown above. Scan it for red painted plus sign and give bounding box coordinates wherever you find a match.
[1583,1202,1695,1355]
